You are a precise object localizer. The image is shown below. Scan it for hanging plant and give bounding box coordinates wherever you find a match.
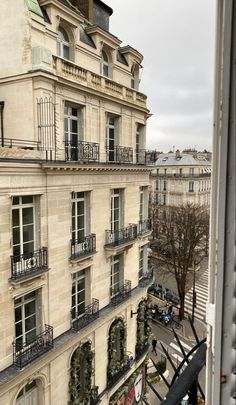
[135,299,152,357]
[107,318,127,382]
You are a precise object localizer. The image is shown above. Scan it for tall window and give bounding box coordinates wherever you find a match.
[131,64,139,90]
[111,189,123,232]
[163,180,167,191]
[14,291,40,351]
[101,50,109,77]
[72,192,89,243]
[139,186,148,222]
[106,115,118,162]
[64,104,84,161]
[110,254,123,294]
[189,167,194,177]
[139,247,144,279]
[136,124,144,163]
[189,181,194,192]
[12,196,36,258]
[71,270,86,320]
[57,27,70,60]
[16,381,38,405]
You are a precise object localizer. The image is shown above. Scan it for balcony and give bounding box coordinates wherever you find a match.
[106,146,133,164]
[72,299,99,332]
[65,140,99,163]
[53,56,147,108]
[70,234,96,261]
[156,173,211,178]
[13,324,53,369]
[105,224,137,248]
[107,361,131,389]
[138,219,151,235]
[139,271,153,287]
[136,149,157,165]
[110,280,132,306]
[10,248,48,282]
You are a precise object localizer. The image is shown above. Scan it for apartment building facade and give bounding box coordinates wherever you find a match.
[150,151,211,207]
[0,1,154,404]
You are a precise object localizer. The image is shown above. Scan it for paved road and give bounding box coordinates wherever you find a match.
[147,319,206,404]
[184,269,209,322]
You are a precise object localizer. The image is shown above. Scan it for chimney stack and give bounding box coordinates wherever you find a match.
[70,0,94,23]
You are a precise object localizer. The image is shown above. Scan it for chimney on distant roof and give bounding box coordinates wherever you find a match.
[71,0,94,23]
[175,149,181,159]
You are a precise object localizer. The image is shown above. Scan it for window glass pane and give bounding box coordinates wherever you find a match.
[23,225,34,242]
[103,64,109,77]
[71,108,78,117]
[13,228,20,245]
[77,201,84,214]
[23,242,34,255]
[25,291,36,300]
[78,215,84,230]
[71,120,78,134]
[15,336,23,352]
[15,322,22,338]
[12,196,19,205]
[12,210,19,226]
[15,306,22,322]
[26,329,37,345]
[63,45,70,60]
[25,300,36,317]
[22,196,33,204]
[25,381,36,392]
[25,315,36,332]
[22,207,33,225]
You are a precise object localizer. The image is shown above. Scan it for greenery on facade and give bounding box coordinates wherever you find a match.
[135,299,152,357]
[69,341,98,405]
[107,318,127,382]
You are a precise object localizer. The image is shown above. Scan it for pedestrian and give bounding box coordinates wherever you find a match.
[152,338,157,355]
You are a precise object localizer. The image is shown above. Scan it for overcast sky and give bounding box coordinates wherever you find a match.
[105,0,216,152]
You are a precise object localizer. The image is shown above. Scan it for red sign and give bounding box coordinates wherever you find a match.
[125,387,135,405]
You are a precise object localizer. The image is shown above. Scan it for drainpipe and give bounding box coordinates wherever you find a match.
[0,101,4,147]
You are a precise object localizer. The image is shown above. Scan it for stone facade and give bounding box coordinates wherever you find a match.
[150,151,211,207]
[0,1,153,404]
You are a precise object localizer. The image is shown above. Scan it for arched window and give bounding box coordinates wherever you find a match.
[57,27,70,60]
[107,318,127,383]
[16,380,38,405]
[131,64,139,90]
[69,342,98,404]
[101,50,109,77]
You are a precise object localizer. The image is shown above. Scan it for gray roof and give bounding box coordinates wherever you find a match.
[154,153,211,167]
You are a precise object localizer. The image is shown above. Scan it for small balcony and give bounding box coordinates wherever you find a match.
[13,324,53,369]
[72,299,99,332]
[65,140,99,163]
[139,271,153,287]
[10,248,48,282]
[110,280,132,305]
[107,361,131,389]
[106,146,133,164]
[138,219,151,235]
[70,234,96,261]
[136,149,157,165]
[105,224,137,248]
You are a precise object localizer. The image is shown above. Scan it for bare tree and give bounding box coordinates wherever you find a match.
[152,204,209,320]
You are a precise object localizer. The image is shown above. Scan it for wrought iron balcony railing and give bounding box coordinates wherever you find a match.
[65,140,99,163]
[107,361,131,389]
[71,234,96,260]
[13,324,53,369]
[138,219,151,235]
[110,280,132,305]
[71,299,99,331]
[156,172,211,178]
[10,248,48,281]
[136,149,157,165]
[106,146,133,164]
[105,224,137,247]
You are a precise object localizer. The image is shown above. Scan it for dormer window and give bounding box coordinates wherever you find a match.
[57,27,70,60]
[101,50,109,77]
[131,64,139,90]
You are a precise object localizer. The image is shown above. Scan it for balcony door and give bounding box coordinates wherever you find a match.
[64,104,83,161]
[12,196,35,259]
[106,115,118,162]
[111,189,123,232]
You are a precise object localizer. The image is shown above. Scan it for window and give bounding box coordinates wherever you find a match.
[189,168,194,177]
[139,247,144,279]
[12,196,36,258]
[131,64,139,90]
[156,180,159,190]
[111,189,123,232]
[72,192,89,243]
[71,270,86,320]
[64,104,84,161]
[16,380,38,405]
[110,254,123,294]
[163,194,166,205]
[189,181,194,192]
[179,168,182,177]
[139,186,148,222]
[136,124,145,163]
[163,181,167,191]
[106,114,119,162]
[14,291,41,352]
[57,27,70,60]
[101,50,109,77]
[164,168,167,175]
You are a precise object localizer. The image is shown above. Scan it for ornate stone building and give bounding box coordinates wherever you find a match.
[150,151,211,207]
[0,1,153,404]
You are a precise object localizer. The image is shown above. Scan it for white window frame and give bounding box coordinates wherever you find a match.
[110,254,123,295]
[111,189,123,232]
[71,270,86,320]
[189,181,194,192]
[72,192,89,243]
[16,380,38,405]
[14,290,41,351]
[12,196,36,258]
[101,50,110,77]
[57,27,70,60]
[139,186,148,222]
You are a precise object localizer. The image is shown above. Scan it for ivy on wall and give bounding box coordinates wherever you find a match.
[107,318,128,382]
[69,341,98,405]
[135,299,152,357]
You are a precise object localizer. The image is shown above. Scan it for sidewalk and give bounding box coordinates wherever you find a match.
[152,315,206,342]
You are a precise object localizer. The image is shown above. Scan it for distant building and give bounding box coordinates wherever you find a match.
[150,150,211,207]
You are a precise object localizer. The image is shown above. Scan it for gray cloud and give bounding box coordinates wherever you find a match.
[105,0,216,152]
